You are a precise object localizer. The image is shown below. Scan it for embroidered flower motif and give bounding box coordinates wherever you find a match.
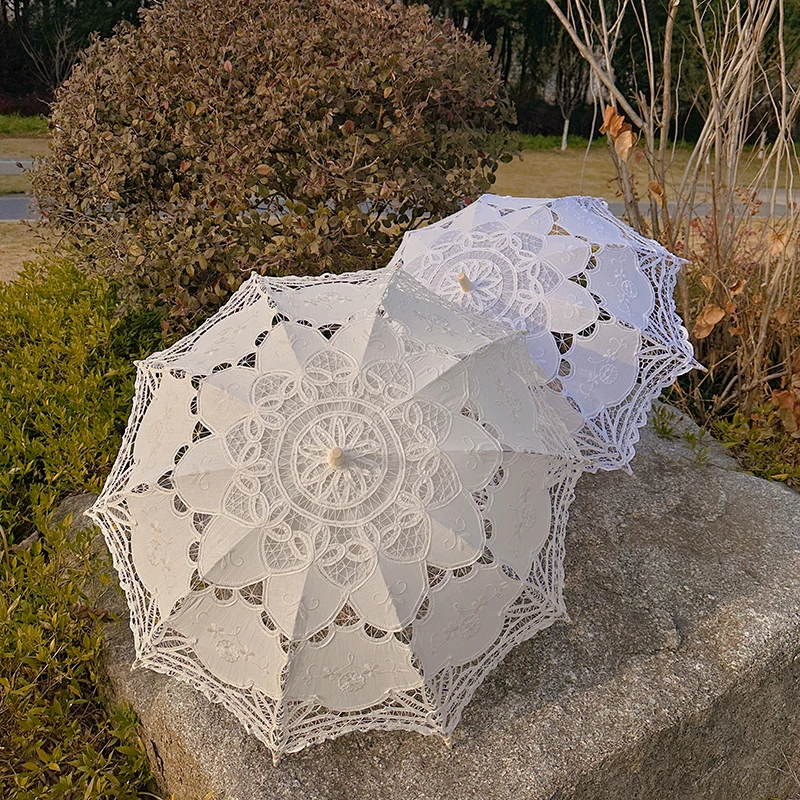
[215,638,241,663]
[338,670,367,692]
[457,613,481,639]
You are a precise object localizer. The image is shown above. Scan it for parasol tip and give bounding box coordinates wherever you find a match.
[328,447,346,468]
[457,272,473,292]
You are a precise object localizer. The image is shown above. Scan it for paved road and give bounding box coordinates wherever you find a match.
[0,159,32,175]
[606,198,796,219]
[0,194,36,221]
[0,193,794,223]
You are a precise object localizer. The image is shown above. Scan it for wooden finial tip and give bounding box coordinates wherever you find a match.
[328,447,345,468]
[457,272,473,292]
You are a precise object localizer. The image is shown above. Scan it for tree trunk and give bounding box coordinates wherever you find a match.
[561,116,570,150]
[518,34,529,97]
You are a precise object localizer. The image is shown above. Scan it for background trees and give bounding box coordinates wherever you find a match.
[9,0,800,143]
[0,0,146,111]
[412,1,800,140]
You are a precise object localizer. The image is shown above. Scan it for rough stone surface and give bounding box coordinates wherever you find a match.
[70,409,800,800]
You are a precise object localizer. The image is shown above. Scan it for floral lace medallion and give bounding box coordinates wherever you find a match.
[89,267,583,761]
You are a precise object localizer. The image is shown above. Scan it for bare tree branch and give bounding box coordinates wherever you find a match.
[542,0,644,128]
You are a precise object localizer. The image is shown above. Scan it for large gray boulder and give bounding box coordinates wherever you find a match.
[68,410,800,800]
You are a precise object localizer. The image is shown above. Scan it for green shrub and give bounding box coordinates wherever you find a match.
[0,521,155,799]
[0,258,161,545]
[32,0,514,332]
[0,257,161,797]
[713,408,800,489]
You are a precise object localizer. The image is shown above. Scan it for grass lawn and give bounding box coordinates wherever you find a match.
[494,145,622,201]
[0,135,49,198]
[0,174,30,193]
[0,112,48,136]
[0,127,49,275]
[494,140,788,204]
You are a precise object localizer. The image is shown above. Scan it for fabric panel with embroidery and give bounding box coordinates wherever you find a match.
[88,267,584,761]
[389,194,695,471]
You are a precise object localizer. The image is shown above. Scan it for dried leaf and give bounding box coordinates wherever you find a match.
[223,60,233,73]
[614,129,637,161]
[185,100,196,116]
[343,120,355,135]
[768,230,787,255]
[599,105,616,135]
[254,164,272,177]
[700,274,715,292]
[180,160,191,172]
[693,303,726,339]
[703,304,726,325]
[772,389,800,435]
[648,180,665,206]
[694,320,715,339]
[728,279,746,296]
[775,305,791,325]
[610,117,628,139]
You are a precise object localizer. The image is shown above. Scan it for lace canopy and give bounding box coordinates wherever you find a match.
[89,267,584,761]
[389,194,695,471]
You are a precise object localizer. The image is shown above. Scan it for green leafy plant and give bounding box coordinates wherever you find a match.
[651,404,680,441]
[0,258,161,545]
[0,256,163,797]
[32,0,514,332]
[713,408,800,489]
[683,427,711,466]
[0,520,156,799]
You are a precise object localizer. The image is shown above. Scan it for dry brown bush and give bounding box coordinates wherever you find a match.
[32,0,513,330]
[546,0,800,452]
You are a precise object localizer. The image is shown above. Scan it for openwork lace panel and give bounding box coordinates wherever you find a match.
[89,267,583,761]
[389,194,696,471]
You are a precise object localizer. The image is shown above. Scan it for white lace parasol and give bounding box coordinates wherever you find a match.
[88,266,583,762]
[389,194,696,471]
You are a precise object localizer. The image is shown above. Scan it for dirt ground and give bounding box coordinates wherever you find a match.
[0,136,50,160]
[0,222,48,281]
